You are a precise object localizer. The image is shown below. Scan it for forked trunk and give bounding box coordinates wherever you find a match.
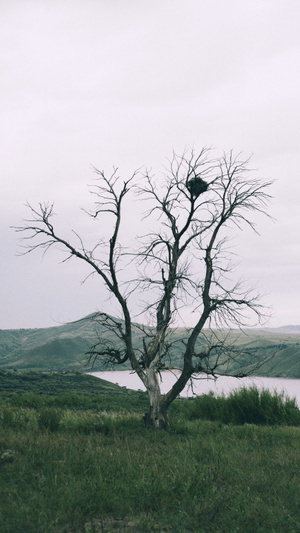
[143,368,168,430]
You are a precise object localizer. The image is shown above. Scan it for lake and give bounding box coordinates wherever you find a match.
[90,370,300,407]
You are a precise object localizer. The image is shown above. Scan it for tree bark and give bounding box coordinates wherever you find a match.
[143,367,168,429]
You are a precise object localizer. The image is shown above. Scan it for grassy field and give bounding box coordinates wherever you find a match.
[0,371,300,532]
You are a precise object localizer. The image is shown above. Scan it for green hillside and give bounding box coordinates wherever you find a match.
[0,315,299,377]
[207,329,300,378]
[0,369,129,397]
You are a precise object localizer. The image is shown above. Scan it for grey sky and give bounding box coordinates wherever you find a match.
[1,0,300,328]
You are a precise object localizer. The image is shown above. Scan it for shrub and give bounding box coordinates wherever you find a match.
[0,407,15,428]
[38,407,61,432]
[186,386,300,426]
[0,406,32,429]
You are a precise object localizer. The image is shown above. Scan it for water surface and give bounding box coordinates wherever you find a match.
[90,370,300,407]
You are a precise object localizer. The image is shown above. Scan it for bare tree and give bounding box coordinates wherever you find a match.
[14,148,273,429]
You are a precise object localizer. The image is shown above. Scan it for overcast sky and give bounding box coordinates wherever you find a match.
[1,0,300,329]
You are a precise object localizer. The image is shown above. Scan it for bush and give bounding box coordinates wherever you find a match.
[1,407,15,428]
[0,406,32,429]
[38,407,61,432]
[186,386,300,426]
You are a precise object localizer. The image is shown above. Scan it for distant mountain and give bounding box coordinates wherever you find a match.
[0,314,144,372]
[0,314,299,378]
[0,314,115,372]
[260,325,300,334]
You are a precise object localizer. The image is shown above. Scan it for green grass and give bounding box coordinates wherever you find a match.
[0,371,300,532]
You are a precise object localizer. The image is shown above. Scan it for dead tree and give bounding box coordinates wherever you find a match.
[14,148,273,429]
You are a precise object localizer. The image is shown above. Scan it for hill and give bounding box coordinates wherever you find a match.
[0,314,140,372]
[0,369,127,397]
[0,314,299,377]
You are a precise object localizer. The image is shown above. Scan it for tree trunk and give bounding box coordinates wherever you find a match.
[143,398,168,430]
[143,368,168,430]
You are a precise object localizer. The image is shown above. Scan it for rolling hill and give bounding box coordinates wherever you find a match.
[0,314,299,378]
